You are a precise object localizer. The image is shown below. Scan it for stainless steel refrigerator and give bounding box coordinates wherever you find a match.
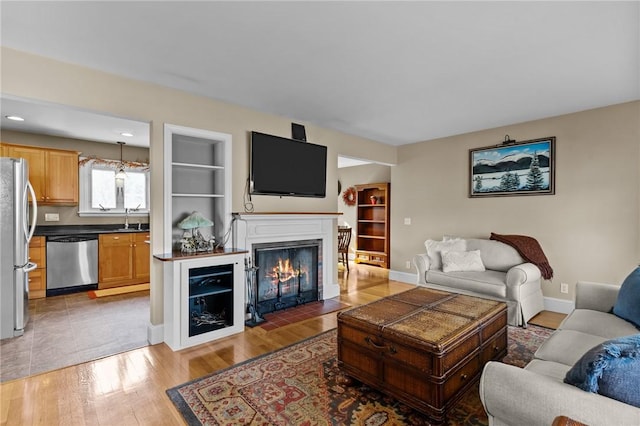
[1,157,38,339]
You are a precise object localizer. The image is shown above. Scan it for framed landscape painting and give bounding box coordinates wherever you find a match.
[469,137,555,197]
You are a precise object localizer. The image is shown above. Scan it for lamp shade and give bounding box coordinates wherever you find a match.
[178,211,214,229]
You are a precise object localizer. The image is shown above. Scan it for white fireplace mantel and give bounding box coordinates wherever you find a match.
[232,212,342,301]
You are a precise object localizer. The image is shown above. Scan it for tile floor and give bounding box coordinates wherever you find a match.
[259,299,350,331]
[0,290,149,382]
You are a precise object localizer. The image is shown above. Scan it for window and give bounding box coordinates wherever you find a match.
[79,157,149,217]
[91,168,116,209]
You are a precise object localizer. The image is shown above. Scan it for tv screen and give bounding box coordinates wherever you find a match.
[250,131,327,198]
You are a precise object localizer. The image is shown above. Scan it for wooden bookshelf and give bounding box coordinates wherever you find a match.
[354,182,390,268]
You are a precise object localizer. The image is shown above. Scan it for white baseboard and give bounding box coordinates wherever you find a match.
[147,322,164,345]
[389,269,417,284]
[544,297,575,314]
[390,269,575,314]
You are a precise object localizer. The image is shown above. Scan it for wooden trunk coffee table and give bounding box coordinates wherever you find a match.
[337,287,507,424]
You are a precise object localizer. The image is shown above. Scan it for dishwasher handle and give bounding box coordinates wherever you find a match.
[47,234,98,243]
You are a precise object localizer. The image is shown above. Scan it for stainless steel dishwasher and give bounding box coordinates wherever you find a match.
[46,234,98,296]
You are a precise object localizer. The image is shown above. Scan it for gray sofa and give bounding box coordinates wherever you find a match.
[413,238,545,326]
[480,281,640,426]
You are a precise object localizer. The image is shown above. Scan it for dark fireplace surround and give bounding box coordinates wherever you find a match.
[252,239,322,316]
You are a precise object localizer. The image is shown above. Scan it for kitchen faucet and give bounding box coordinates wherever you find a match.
[124,208,130,229]
[124,205,141,230]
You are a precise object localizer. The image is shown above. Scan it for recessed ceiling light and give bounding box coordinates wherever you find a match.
[5,115,25,121]
[120,132,134,137]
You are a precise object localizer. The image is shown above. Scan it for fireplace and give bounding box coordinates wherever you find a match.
[233,213,341,321]
[253,239,321,315]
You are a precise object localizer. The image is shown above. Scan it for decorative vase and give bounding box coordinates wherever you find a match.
[369,195,377,204]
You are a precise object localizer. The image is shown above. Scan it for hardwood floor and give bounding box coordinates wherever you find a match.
[0,263,411,426]
[0,263,563,425]
[528,310,566,329]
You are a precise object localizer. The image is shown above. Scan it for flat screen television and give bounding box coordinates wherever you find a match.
[250,131,327,198]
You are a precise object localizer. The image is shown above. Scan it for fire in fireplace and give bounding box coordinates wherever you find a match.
[252,239,321,316]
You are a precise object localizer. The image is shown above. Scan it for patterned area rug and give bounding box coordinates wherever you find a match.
[167,325,552,425]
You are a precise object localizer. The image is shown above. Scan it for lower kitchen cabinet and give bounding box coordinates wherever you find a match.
[98,232,150,289]
[133,232,150,282]
[28,236,46,299]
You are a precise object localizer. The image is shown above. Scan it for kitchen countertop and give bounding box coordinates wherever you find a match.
[34,224,150,237]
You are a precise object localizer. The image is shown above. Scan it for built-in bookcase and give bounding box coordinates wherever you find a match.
[163,125,232,253]
[355,182,390,268]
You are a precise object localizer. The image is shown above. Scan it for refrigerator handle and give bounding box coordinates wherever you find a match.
[25,181,38,243]
[24,262,38,273]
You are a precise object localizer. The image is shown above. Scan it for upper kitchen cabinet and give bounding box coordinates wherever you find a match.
[1,143,79,205]
[164,125,232,253]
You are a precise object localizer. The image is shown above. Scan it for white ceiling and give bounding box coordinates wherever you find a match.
[1,1,638,148]
[1,96,150,147]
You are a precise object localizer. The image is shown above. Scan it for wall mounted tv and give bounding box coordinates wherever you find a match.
[250,131,327,198]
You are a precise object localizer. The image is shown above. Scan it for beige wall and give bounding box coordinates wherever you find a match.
[337,163,392,255]
[1,47,397,326]
[4,46,637,314]
[392,101,640,301]
[1,129,150,226]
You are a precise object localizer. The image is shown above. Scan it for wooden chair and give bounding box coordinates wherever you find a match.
[337,227,352,272]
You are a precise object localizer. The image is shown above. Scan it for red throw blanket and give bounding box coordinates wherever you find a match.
[490,232,554,280]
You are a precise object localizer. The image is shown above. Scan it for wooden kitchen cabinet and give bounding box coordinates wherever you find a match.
[98,232,150,289]
[28,236,46,299]
[1,143,79,205]
[133,232,150,282]
[45,149,79,204]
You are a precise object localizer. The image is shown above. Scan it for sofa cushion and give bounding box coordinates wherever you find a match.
[441,250,485,273]
[613,267,640,329]
[534,330,607,366]
[425,238,466,270]
[559,309,640,339]
[525,359,572,381]
[426,269,507,298]
[465,238,524,272]
[564,334,640,408]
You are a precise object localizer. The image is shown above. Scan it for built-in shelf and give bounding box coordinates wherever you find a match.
[171,162,224,170]
[355,182,390,269]
[172,162,225,170]
[171,193,225,198]
[189,284,233,298]
[164,124,232,254]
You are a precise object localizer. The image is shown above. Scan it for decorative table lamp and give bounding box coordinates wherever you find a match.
[178,211,215,253]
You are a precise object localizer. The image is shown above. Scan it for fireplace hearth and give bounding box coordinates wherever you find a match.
[252,239,321,316]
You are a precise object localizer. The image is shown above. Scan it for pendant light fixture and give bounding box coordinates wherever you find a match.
[115,141,127,187]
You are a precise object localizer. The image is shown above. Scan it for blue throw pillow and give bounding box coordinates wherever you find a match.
[613,267,640,329]
[564,334,640,407]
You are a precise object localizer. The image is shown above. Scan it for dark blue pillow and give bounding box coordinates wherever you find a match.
[613,267,640,329]
[564,334,640,407]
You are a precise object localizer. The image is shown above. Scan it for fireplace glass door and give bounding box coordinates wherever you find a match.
[188,263,234,337]
[254,240,319,315]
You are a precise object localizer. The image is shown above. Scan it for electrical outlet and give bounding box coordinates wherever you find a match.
[560,283,569,294]
[45,213,59,222]
[404,217,411,225]
[406,260,412,269]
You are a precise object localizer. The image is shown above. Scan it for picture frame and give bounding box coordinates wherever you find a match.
[469,137,555,197]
